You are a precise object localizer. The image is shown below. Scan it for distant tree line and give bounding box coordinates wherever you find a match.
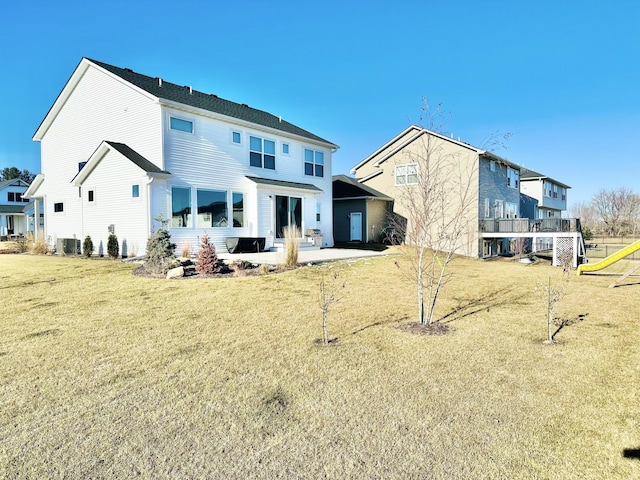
[572,187,640,238]
[1,167,36,184]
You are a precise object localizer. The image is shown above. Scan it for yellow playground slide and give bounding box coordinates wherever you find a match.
[577,239,640,275]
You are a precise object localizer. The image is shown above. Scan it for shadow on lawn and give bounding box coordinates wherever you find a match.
[440,286,518,323]
[623,448,640,460]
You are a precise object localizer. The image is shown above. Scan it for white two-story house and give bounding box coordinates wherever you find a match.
[0,178,30,239]
[25,58,337,256]
[519,168,569,219]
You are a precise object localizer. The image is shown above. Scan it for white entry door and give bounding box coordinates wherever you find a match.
[350,212,362,241]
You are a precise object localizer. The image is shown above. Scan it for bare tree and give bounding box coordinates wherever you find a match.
[391,101,479,325]
[318,268,346,344]
[569,200,597,237]
[591,187,640,237]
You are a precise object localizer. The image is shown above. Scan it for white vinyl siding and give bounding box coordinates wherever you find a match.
[37,64,162,242]
[162,110,334,250]
[78,149,153,257]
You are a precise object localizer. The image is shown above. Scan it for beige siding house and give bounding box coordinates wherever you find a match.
[351,126,522,258]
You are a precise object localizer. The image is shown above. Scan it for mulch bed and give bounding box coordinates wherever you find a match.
[132,261,294,279]
[397,321,452,336]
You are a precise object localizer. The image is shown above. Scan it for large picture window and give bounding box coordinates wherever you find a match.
[304,149,324,177]
[197,189,228,228]
[172,186,191,228]
[232,192,244,227]
[250,136,275,170]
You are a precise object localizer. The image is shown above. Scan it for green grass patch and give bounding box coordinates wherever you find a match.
[1,254,639,478]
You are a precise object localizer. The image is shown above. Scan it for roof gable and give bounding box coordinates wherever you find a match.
[34,57,336,148]
[351,125,517,174]
[73,141,170,186]
[0,178,29,190]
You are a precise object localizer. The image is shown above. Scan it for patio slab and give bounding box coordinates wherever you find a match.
[218,247,392,265]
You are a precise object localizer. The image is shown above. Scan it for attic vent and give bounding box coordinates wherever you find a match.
[189,86,193,94]
[157,77,163,87]
[125,68,133,72]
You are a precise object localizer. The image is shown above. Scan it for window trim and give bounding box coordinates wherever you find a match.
[249,135,276,170]
[506,167,519,189]
[171,186,192,228]
[304,148,325,177]
[232,192,244,228]
[169,115,194,134]
[196,188,228,228]
[395,163,418,186]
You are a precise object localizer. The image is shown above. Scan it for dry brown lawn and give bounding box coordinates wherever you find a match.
[1,252,639,479]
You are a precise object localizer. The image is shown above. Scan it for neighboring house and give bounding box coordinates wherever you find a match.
[332,174,393,243]
[25,58,338,256]
[519,168,570,219]
[350,125,523,258]
[0,178,31,239]
[350,126,584,265]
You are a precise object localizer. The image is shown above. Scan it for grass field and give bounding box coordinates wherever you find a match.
[1,252,639,478]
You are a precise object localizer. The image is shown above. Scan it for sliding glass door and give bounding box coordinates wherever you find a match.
[275,195,302,238]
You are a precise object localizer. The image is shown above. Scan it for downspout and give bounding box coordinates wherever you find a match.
[145,175,155,240]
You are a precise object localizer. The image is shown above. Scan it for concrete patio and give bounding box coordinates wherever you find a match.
[218,247,392,265]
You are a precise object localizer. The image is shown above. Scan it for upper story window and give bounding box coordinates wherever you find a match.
[88,190,95,202]
[544,181,552,197]
[250,136,275,170]
[561,187,567,201]
[54,202,64,213]
[282,143,290,155]
[553,184,558,199]
[395,164,418,186]
[232,131,241,144]
[304,149,324,177]
[506,167,519,189]
[490,161,496,172]
[132,185,140,198]
[170,116,193,134]
[7,192,14,202]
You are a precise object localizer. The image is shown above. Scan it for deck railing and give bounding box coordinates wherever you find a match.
[479,218,582,234]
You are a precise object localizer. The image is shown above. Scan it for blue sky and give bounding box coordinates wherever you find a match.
[1,0,638,206]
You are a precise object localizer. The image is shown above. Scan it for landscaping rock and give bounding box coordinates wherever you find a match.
[166,266,184,279]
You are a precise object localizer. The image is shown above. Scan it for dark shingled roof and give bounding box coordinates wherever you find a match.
[246,176,322,192]
[105,141,170,174]
[88,59,335,146]
[0,205,28,214]
[332,174,392,200]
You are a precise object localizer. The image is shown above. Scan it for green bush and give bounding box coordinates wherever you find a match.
[107,234,119,259]
[83,235,94,258]
[145,214,176,274]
